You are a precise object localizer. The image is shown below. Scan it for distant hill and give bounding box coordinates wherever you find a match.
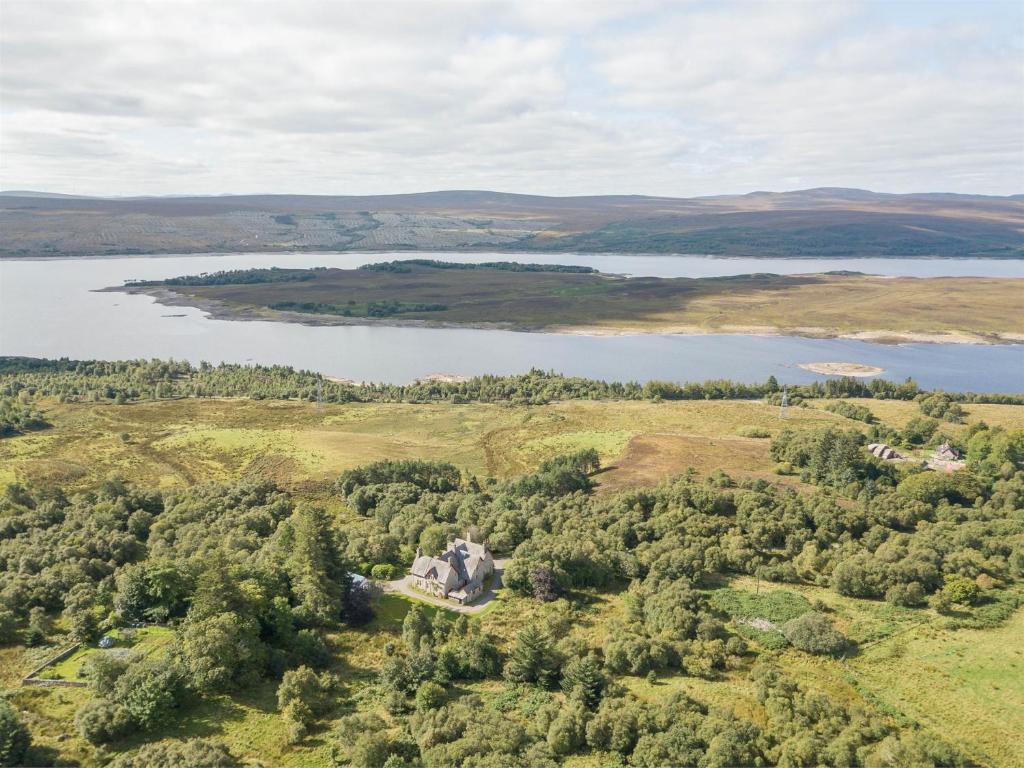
[1,188,1021,258]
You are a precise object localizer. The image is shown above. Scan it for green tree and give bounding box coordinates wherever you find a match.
[286,505,349,626]
[415,681,446,711]
[781,612,847,655]
[942,575,981,605]
[560,654,606,708]
[74,699,131,745]
[504,623,560,687]
[277,665,335,742]
[0,609,17,645]
[0,699,31,767]
[179,612,267,692]
[402,605,430,651]
[547,701,589,755]
[117,660,186,730]
[25,607,51,646]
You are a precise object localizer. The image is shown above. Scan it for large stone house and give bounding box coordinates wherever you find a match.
[411,536,494,604]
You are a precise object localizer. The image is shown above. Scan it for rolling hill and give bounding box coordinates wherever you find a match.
[1,187,1022,258]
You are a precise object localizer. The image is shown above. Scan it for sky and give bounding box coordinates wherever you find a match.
[1,0,1022,197]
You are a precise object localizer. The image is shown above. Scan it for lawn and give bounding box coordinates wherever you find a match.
[36,626,176,681]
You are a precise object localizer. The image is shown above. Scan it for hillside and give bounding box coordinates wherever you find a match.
[2,187,1022,258]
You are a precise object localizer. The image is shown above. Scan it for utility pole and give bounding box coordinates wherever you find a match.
[316,376,323,414]
[779,385,788,420]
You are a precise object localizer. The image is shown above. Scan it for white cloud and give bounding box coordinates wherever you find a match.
[0,0,1020,195]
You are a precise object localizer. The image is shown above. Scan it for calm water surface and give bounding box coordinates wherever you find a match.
[1,252,1022,391]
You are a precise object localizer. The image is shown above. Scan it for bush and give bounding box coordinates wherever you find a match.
[370,564,396,580]
[942,575,982,606]
[74,699,132,744]
[0,699,31,766]
[107,738,239,768]
[415,681,446,711]
[737,426,771,438]
[885,582,925,607]
[781,612,847,655]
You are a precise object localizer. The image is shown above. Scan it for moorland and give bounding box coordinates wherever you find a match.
[3,187,1023,259]
[114,261,1024,343]
[0,360,1022,767]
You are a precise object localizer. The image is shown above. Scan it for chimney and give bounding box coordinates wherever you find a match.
[465,531,472,543]
[415,547,422,558]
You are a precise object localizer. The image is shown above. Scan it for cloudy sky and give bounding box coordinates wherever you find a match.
[2,0,1021,197]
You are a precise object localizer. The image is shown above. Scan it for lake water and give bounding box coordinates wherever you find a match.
[1,252,1022,392]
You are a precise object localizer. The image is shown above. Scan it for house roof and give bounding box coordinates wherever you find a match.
[413,536,492,588]
[412,555,455,584]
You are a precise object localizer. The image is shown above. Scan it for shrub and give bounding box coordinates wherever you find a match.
[0,699,31,766]
[885,582,925,607]
[107,738,239,768]
[74,699,132,744]
[781,612,847,655]
[942,575,981,606]
[370,564,396,580]
[415,681,446,711]
[737,426,771,438]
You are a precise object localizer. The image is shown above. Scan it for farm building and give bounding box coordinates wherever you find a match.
[933,443,962,461]
[411,535,494,604]
[867,443,905,461]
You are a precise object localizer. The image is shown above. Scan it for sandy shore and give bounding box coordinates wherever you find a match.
[107,285,1024,346]
[798,362,885,377]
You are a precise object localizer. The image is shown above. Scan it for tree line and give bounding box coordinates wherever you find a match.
[4,357,1023,411]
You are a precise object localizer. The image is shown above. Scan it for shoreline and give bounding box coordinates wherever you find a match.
[105,285,1024,346]
[11,249,1024,262]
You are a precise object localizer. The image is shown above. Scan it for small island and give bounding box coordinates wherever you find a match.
[799,362,885,377]
[111,260,1024,344]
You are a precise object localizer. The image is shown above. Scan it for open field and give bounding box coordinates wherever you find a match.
[119,265,1024,343]
[4,396,1024,495]
[0,396,895,493]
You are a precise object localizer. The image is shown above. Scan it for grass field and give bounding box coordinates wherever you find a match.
[127,265,1024,341]
[5,396,1023,496]
[0,397,830,493]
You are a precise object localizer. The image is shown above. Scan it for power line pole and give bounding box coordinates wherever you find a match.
[316,376,323,414]
[779,385,788,420]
